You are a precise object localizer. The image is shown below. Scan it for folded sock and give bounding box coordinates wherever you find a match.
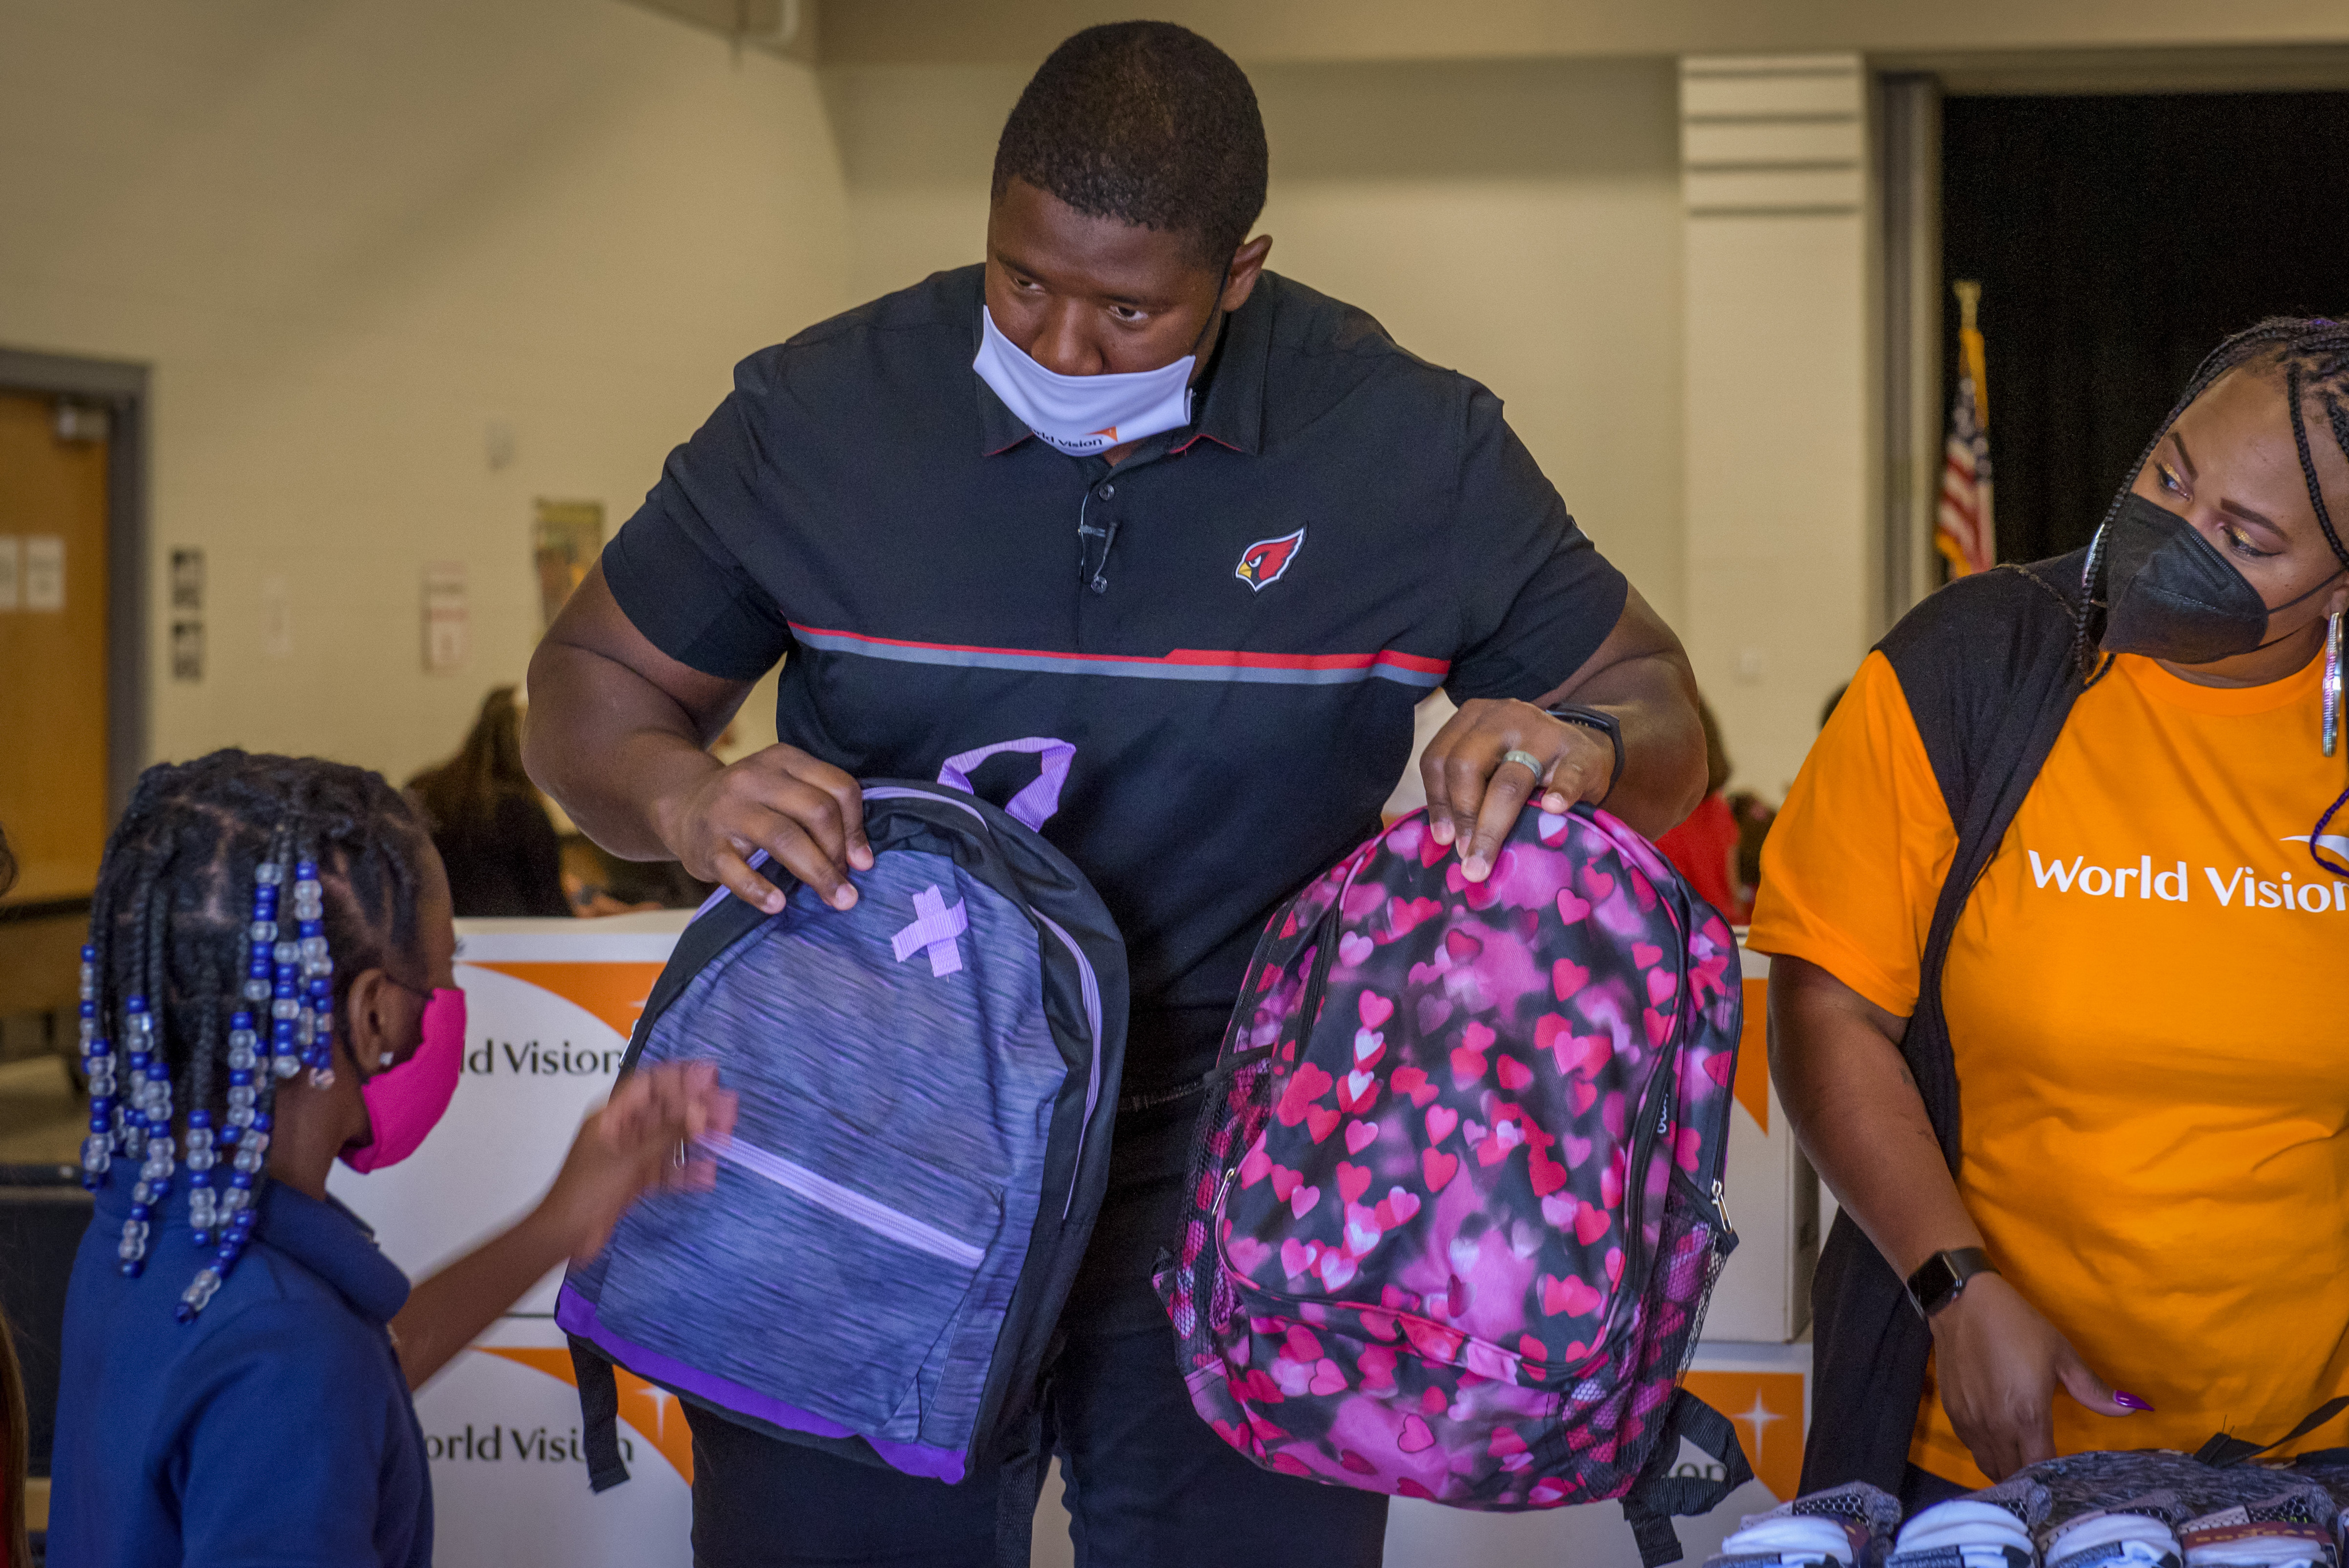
[2179,1507,2334,1568]
[2046,1509,2183,1568]
[1707,1481,1906,1568]
[1890,1497,2041,1568]
[1713,1515,1870,1565]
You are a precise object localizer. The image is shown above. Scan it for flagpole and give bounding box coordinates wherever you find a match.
[1955,279,1988,427]
[1933,280,1997,578]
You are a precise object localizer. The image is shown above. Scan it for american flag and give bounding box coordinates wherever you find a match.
[1936,283,1995,577]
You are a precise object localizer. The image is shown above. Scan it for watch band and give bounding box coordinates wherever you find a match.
[1543,704,1626,801]
[1905,1246,1998,1320]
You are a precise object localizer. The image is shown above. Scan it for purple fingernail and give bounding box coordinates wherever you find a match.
[2114,1391,2153,1412]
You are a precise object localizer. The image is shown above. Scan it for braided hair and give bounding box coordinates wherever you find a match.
[2068,317,2349,876]
[2072,316,2349,680]
[77,751,432,1320]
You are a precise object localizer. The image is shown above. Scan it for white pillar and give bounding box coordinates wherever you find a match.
[1679,53,1875,797]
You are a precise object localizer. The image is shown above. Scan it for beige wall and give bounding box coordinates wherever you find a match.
[828,0,2349,65]
[0,0,841,786]
[825,56,1688,621]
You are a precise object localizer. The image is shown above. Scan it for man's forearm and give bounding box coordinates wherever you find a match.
[1542,651,1706,839]
[522,638,730,862]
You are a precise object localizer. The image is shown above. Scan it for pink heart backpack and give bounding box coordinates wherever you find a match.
[1153,804,1750,1565]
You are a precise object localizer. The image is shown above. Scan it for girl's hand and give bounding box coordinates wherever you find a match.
[537,1061,738,1265]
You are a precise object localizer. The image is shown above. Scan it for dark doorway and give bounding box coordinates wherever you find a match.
[1941,91,2349,565]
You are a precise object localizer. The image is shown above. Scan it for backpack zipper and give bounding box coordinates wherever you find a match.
[695,1133,986,1268]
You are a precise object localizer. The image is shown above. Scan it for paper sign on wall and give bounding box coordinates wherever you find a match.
[262,575,292,658]
[25,536,64,611]
[424,561,470,673]
[533,500,603,630]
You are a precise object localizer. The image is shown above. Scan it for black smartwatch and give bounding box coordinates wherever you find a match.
[1543,704,1625,802]
[1905,1246,1998,1320]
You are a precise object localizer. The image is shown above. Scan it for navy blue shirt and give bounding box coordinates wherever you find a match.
[605,266,1627,1084]
[50,1178,429,1568]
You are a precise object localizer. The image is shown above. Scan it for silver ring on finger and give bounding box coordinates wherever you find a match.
[1499,748,1546,782]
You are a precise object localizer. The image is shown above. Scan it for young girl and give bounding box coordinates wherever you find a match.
[45,751,733,1566]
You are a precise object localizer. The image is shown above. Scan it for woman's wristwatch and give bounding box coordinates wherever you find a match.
[1543,704,1625,801]
[1906,1246,1999,1319]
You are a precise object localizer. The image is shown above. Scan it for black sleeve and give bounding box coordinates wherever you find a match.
[1442,384,1629,704]
[602,351,799,682]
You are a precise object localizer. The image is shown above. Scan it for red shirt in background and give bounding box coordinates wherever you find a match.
[1656,791,1747,922]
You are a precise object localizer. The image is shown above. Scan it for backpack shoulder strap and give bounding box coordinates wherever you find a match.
[1620,1388,1757,1566]
[569,1333,633,1492]
[1880,548,2087,1161]
[1801,551,2091,1496]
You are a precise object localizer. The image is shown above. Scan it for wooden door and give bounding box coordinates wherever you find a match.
[0,391,110,908]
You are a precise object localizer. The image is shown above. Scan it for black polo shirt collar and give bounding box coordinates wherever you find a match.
[969,273,1268,459]
[603,263,1628,1084]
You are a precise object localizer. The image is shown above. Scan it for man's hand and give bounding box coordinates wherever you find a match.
[525,564,877,916]
[1421,700,1616,881]
[1930,1271,2143,1480]
[653,744,874,915]
[1412,584,1705,857]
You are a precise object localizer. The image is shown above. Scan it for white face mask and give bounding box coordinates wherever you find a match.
[971,306,1195,457]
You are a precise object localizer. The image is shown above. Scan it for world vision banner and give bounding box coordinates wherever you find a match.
[1683,1349,1809,1503]
[1697,947,1816,1344]
[328,916,684,1311]
[413,1317,693,1567]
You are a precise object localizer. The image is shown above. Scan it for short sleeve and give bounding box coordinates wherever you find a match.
[1443,385,1628,702]
[1746,651,1956,1017]
[169,1303,415,1567]
[602,357,798,682]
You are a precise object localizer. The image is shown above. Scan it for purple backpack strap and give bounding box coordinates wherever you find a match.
[937,739,1075,832]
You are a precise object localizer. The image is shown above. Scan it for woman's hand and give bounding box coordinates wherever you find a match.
[1930,1271,2143,1480]
[651,744,872,915]
[536,1061,740,1266]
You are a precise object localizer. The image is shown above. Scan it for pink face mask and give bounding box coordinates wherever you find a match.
[340,986,466,1174]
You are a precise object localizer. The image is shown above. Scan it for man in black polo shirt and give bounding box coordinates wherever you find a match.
[526,22,1703,1566]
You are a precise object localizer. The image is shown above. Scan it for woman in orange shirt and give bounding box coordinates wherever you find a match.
[1751,318,2349,1504]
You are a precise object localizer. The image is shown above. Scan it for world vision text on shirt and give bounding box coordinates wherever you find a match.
[1751,645,2349,1490]
[2025,849,2349,912]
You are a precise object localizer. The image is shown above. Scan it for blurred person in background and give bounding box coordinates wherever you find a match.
[1656,696,1751,920]
[1726,789,1776,910]
[405,687,570,918]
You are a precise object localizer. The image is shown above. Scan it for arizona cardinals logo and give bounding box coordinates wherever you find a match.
[1235,528,1306,591]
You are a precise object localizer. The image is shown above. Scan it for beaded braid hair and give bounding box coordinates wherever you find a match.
[76,751,432,1321]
